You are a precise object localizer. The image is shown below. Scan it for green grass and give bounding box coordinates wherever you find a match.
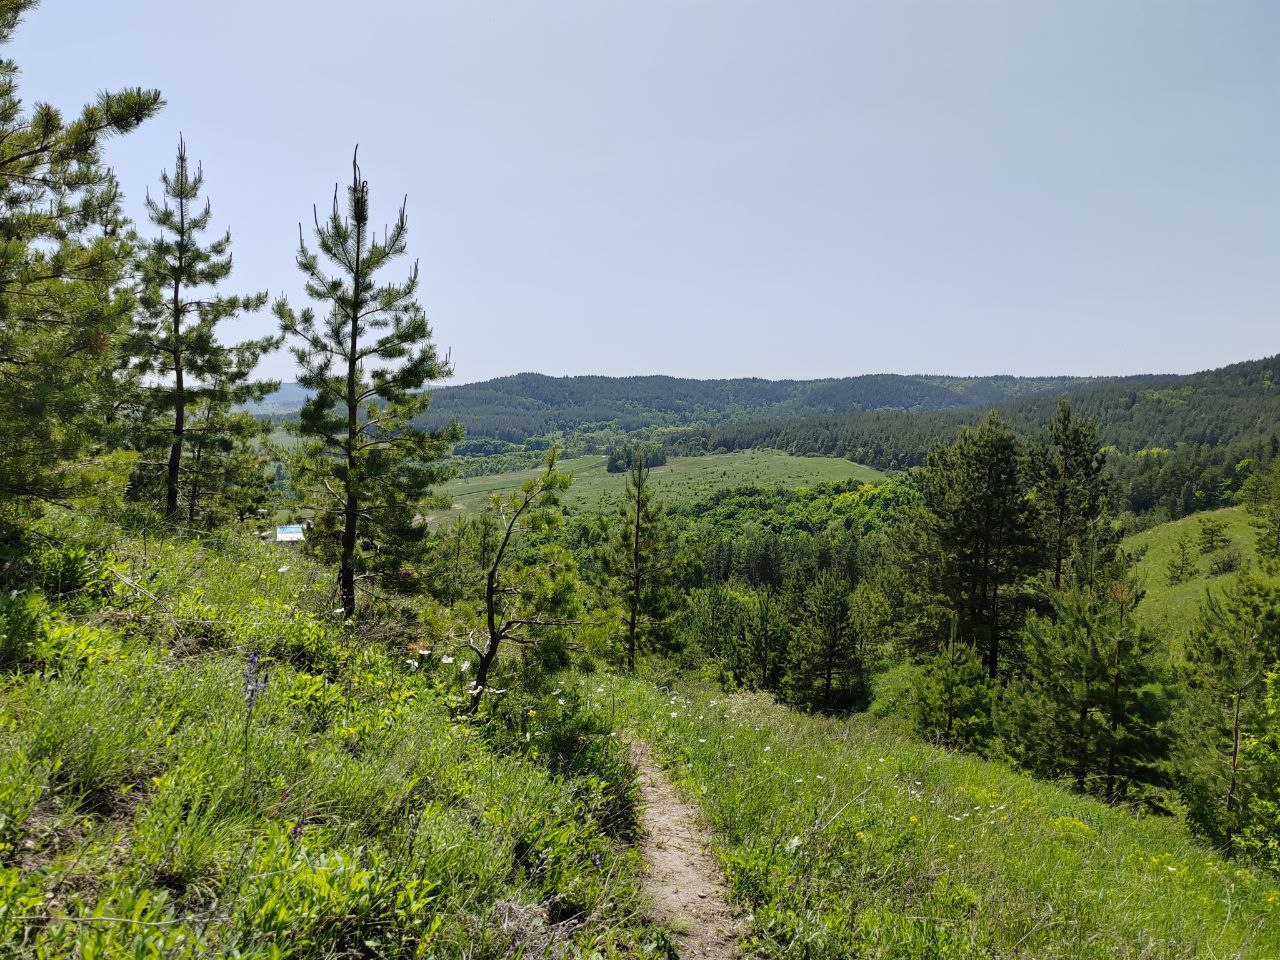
[592,676,1280,960]
[435,449,883,522]
[0,517,662,958]
[1123,507,1278,646]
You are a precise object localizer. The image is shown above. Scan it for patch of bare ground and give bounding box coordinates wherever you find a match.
[629,739,742,960]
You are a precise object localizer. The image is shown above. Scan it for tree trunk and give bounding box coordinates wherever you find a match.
[1225,689,1243,852]
[165,235,185,521]
[340,166,364,622]
[626,465,644,672]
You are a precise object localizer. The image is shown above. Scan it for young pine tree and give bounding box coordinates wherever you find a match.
[1166,531,1199,585]
[275,152,461,620]
[0,1,162,532]
[600,454,677,671]
[1199,515,1231,555]
[913,620,993,750]
[1179,574,1280,853]
[1244,460,1280,562]
[130,137,278,521]
[1003,548,1171,802]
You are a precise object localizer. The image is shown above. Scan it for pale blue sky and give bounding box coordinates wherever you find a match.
[20,1,1279,383]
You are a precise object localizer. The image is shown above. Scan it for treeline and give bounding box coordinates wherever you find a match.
[398,371,1097,442]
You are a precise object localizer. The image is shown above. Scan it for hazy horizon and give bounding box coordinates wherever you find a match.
[21,2,1278,384]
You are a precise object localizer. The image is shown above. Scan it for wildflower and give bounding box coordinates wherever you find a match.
[441,655,455,664]
[290,823,304,841]
[527,709,538,717]
[670,711,678,718]
[459,661,471,673]
[557,698,566,706]
[855,831,865,841]
[244,652,268,709]
[698,738,707,744]
[763,746,771,752]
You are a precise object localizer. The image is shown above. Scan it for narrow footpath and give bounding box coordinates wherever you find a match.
[629,740,742,960]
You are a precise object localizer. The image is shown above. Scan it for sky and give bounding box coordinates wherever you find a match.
[18,1,1279,384]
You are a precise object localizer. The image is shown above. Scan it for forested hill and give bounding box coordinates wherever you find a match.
[701,354,1280,471]
[255,371,1101,437]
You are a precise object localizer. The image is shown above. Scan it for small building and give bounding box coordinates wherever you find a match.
[275,524,306,544]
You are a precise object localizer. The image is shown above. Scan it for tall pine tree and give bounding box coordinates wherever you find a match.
[0,0,162,533]
[275,151,460,619]
[913,412,1039,679]
[130,137,278,520]
[600,453,677,671]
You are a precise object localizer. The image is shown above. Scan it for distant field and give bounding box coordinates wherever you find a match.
[1124,506,1277,647]
[433,449,882,522]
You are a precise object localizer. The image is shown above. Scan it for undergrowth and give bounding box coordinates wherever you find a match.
[0,514,663,958]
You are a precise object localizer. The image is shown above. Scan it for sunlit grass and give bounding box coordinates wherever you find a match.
[591,676,1280,960]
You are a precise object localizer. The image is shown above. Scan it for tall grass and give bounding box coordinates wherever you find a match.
[595,677,1280,959]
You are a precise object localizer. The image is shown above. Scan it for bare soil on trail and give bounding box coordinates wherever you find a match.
[629,740,742,960]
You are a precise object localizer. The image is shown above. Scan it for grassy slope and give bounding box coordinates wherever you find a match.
[594,678,1280,960]
[0,520,657,958]
[1124,507,1278,647]
[436,449,883,521]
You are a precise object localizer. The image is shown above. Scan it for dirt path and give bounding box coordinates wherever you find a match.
[629,740,742,959]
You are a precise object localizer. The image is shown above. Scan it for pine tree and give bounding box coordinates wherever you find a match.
[1032,400,1111,589]
[1004,548,1171,802]
[600,454,677,671]
[130,137,278,521]
[1198,514,1230,555]
[0,1,162,532]
[1244,460,1280,562]
[1180,574,1280,852]
[785,570,853,711]
[913,412,1039,679]
[913,620,993,750]
[275,151,461,620]
[1166,531,1198,585]
[784,572,888,712]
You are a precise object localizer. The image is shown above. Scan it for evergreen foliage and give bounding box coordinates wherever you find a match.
[598,454,678,671]
[129,137,278,520]
[0,0,161,531]
[910,412,1040,678]
[274,151,460,619]
[1003,548,1171,802]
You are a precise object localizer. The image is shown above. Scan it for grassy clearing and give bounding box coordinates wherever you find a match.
[591,676,1280,960]
[435,449,882,522]
[1124,507,1278,645]
[0,518,660,958]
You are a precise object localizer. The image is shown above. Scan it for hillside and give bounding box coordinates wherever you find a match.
[434,449,882,521]
[705,354,1280,470]
[250,372,1102,438]
[1124,506,1280,645]
[599,678,1280,959]
[0,518,663,956]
